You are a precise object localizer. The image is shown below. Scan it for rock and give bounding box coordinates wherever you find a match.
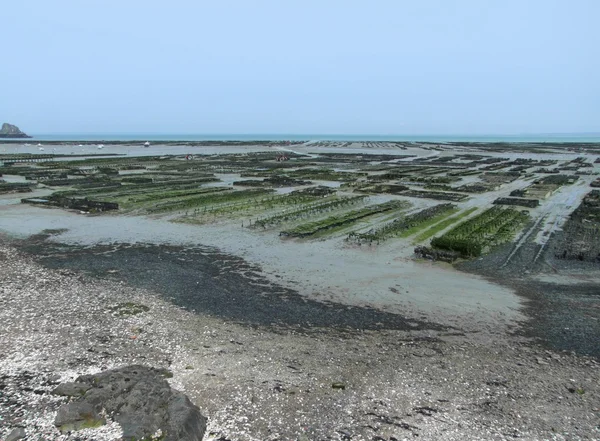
[55,402,105,432]
[52,382,91,397]
[53,365,207,441]
[0,123,31,138]
[331,382,346,390]
[566,386,585,395]
[5,428,26,441]
[167,394,208,441]
[48,374,62,382]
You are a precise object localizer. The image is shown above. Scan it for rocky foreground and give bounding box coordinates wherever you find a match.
[0,239,599,440]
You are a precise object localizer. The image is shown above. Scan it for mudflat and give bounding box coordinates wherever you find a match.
[1,141,599,440]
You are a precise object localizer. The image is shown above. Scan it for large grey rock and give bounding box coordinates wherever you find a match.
[53,365,206,441]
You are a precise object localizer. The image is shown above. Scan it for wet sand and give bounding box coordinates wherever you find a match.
[0,203,525,336]
[16,237,446,334]
[458,241,600,358]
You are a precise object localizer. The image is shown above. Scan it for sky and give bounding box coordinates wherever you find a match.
[1,0,598,135]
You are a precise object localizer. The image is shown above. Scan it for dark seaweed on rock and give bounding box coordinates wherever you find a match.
[53,365,206,441]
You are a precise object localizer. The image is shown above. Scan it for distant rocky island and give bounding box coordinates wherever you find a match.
[0,123,31,138]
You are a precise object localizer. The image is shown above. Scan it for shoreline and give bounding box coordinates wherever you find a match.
[3,133,600,142]
[4,139,600,145]
[1,235,599,440]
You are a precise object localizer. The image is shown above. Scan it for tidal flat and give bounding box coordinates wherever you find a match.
[1,140,599,440]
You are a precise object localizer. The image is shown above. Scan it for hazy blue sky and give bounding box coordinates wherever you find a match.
[1,0,598,135]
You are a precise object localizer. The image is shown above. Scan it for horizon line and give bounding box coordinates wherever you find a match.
[24,131,600,136]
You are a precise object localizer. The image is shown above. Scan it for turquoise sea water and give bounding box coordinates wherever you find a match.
[5,133,600,142]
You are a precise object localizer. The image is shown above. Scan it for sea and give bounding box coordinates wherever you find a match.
[4,133,600,142]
